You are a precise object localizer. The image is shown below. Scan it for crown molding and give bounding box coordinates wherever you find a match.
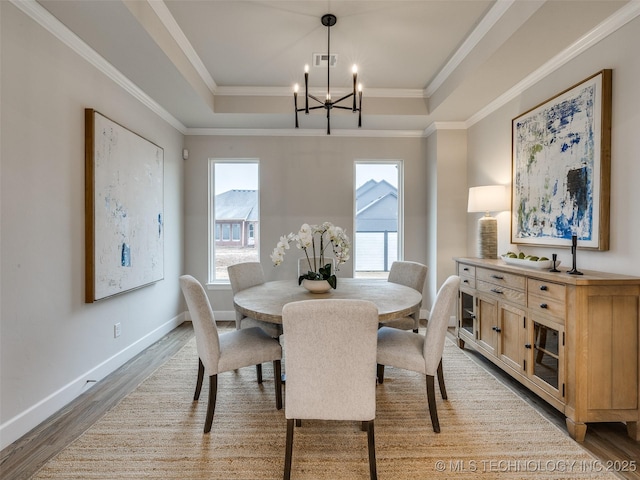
[425,0,515,97]
[215,86,426,99]
[11,0,188,134]
[423,122,468,138]
[147,0,217,94]
[13,0,639,138]
[186,128,425,138]
[466,0,640,127]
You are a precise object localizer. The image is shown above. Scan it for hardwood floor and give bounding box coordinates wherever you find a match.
[0,323,196,480]
[1,322,638,480]
[453,329,640,480]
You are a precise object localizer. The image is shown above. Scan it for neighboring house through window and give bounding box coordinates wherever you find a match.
[209,160,259,283]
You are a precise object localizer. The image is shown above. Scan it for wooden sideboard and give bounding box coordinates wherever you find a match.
[454,257,640,442]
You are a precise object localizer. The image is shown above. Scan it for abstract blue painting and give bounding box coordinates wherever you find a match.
[511,71,611,250]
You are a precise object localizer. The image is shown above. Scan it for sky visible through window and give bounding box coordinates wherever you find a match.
[215,162,258,193]
[215,161,396,192]
[356,163,398,189]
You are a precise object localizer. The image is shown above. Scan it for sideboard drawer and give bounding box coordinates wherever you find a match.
[458,264,476,277]
[477,279,526,306]
[527,278,566,303]
[477,267,526,291]
[528,293,566,321]
[460,275,476,289]
[458,263,476,289]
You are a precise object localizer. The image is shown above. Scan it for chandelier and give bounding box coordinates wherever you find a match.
[293,14,362,135]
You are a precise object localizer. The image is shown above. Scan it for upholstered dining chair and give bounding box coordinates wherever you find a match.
[383,261,428,333]
[382,260,449,400]
[179,275,283,433]
[282,299,379,480]
[228,262,282,339]
[376,275,460,433]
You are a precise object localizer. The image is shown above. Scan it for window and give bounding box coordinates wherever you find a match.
[209,160,259,283]
[248,224,255,244]
[354,161,403,278]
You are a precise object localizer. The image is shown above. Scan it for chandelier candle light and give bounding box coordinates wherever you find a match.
[293,14,362,135]
[271,222,351,290]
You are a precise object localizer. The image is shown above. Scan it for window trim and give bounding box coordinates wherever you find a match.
[208,158,260,285]
[353,160,404,277]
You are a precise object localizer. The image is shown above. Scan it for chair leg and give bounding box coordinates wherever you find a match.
[194,358,204,401]
[284,418,294,480]
[437,359,447,400]
[204,374,218,433]
[274,360,283,410]
[366,420,378,480]
[377,364,385,384]
[426,374,440,433]
[256,363,263,384]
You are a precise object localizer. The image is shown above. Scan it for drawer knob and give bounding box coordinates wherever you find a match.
[490,288,504,294]
[491,274,504,280]
[525,343,532,349]
[540,303,548,309]
[463,279,469,283]
[463,267,469,271]
[539,285,548,291]
[492,326,502,333]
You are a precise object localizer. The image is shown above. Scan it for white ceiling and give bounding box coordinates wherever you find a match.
[34,0,634,134]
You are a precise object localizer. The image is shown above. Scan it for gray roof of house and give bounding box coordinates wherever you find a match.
[215,183,398,231]
[356,179,396,211]
[215,190,258,221]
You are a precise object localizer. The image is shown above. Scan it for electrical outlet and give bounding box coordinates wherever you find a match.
[114,323,121,338]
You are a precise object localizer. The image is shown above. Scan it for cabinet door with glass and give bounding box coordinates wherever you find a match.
[457,289,476,347]
[526,315,565,401]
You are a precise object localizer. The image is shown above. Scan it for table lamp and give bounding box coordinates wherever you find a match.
[468,185,508,259]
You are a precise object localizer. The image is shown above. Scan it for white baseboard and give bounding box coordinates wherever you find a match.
[0,313,185,451]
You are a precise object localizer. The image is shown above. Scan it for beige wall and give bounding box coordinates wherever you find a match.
[467,16,640,276]
[0,3,185,448]
[183,135,435,315]
[435,130,469,298]
[3,0,639,454]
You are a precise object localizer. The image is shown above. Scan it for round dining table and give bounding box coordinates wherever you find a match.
[233,278,422,324]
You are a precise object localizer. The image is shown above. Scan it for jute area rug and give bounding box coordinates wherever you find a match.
[33,330,615,479]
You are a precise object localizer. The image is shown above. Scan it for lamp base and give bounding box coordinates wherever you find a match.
[477,215,498,259]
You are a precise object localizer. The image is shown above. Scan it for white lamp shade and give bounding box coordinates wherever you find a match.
[467,185,508,213]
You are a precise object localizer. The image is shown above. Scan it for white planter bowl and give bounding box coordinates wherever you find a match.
[302,279,332,293]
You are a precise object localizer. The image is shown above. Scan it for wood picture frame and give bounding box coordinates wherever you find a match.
[85,109,164,302]
[511,70,611,250]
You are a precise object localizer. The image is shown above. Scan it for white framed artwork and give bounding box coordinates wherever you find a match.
[85,109,164,302]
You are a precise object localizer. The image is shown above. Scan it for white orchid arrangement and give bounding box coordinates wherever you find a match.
[270,222,351,289]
